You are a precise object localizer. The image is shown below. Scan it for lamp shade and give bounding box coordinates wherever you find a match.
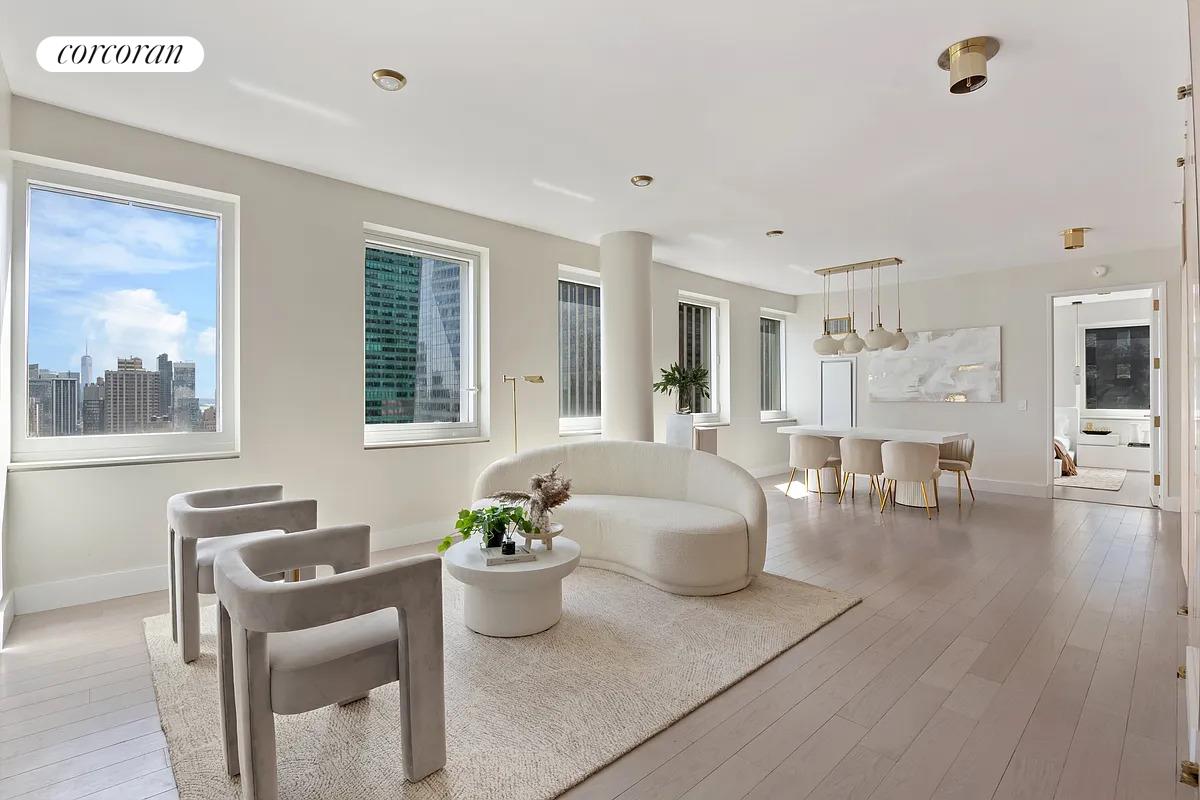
[864,324,894,350]
[841,330,865,354]
[813,333,840,356]
[891,328,910,351]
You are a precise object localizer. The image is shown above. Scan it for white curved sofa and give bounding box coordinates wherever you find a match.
[473,440,767,596]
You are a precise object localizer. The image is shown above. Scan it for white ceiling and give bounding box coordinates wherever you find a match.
[0,1,1190,293]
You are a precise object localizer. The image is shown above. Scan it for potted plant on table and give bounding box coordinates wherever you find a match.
[652,362,711,448]
[438,505,534,553]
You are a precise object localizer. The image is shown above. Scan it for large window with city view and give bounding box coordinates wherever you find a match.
[558,272,601,433]
[13,163,236,463]
[364,229,479,444]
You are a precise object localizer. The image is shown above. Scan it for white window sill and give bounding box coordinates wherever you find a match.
[8,450,240,472]
[761,415,796,425]
[694,421,730,430]
[364,436,490,450]
[560,429,601,438]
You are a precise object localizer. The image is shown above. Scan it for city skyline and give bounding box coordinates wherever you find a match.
[27,185,219,400]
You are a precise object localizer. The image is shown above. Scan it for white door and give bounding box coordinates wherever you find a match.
[820,358,856,427]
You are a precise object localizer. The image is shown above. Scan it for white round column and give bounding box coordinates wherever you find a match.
[600,231,654,441]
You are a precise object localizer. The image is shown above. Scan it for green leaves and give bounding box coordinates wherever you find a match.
[651,362,711,413]
[437,504,532,553]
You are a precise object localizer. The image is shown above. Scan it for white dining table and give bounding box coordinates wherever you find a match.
[776,425,968,508]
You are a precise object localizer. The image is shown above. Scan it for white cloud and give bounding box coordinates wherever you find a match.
[83,289,188,374]
[196,327,216,357]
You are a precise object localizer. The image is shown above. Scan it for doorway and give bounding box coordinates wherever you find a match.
[1047,285,1164,508]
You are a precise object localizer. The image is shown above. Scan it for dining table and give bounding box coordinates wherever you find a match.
[776,424,968,508]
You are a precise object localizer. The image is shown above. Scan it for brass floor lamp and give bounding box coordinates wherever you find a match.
[502,374,544,452]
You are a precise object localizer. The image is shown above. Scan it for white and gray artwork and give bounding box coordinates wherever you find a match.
[867,325,1002,402]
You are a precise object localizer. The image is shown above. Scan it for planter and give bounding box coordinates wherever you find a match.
[666,412,695,448]
[485,521,508,549]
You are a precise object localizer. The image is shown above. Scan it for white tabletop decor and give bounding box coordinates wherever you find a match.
[445,535,581,637]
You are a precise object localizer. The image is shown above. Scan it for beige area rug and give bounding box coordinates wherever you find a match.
[1055,466,1128,491]
[144,566,858,800]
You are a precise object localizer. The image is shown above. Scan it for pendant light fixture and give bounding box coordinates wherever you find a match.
[891,261,909,351]
[864,264,895,350]
[813,274,840,356]
[841,268,865,353]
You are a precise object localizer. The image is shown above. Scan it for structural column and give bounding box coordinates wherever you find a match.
[600,231,654,441]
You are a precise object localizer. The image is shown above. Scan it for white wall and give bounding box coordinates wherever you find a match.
[0,54,13,638]
[793,247,1181,500]
[6,98,795,609]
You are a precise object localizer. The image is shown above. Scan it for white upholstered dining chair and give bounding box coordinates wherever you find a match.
[879,441,941,519]
[837,438,885,504]
[214,525,447,798]
[938,438,976,507]
[167,484,317,663]
[786,435,841,499]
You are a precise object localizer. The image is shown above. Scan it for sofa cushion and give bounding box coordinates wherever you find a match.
[553,495,749,594]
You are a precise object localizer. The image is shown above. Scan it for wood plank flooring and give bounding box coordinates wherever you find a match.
[0,479,1193,799]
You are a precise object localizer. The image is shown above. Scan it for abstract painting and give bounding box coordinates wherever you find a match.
[867,325,1002,402]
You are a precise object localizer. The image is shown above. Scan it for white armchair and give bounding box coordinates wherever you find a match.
[167,484,316,663]
[213,525,446,798]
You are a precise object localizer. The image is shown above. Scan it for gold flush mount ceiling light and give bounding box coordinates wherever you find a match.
[765,229,784,238]
[1061,227,1092,250]
[630,175,654,187]
[371,69,407,91]
[937,36,1000,94]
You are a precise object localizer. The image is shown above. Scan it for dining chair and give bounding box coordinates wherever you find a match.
[214,525,446,798]
[167,484,317,663]
[879,441,941,519]
[837,438,885,504]
[938,438,976,506]
[786,435,840,499]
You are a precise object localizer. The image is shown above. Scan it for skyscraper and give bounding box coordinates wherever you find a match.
[82,379,104,435]
[172,361,197,431]
[157,353,173,420]
[364,247,461,425]
[27,365,80,437]
[104,359,160,433]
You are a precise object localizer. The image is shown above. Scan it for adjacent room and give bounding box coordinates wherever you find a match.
[1,2,1200,800]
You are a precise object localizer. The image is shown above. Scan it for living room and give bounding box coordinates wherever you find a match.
[1,2,1200,800]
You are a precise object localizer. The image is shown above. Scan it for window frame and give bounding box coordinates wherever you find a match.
[1080,319,1152,419]
[759,312,789,421]
[557,265,602,436]
[362,223,485,447]
[677,294,723,425]
[10,158,239,466]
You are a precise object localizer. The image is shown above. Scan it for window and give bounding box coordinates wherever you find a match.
[678,299,719,419]
[364,226,482,445]
[12,161,237,465]
[1084,324,1151,411]
[760,315,787,419]
[558,270,601,434]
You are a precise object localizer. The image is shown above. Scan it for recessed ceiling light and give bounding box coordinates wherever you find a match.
[765,230,784,238]
[371,69,407,92]
[630,175,654,187]
[937,36,1000,94]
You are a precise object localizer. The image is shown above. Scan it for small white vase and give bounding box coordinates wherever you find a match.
[666,412,695,448]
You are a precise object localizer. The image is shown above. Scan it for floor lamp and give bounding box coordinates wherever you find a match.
[503,374,544,452]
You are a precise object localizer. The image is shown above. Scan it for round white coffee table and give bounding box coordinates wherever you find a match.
[444,536,580,637]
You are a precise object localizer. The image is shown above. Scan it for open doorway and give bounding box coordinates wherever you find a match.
[1049,286,1163,508]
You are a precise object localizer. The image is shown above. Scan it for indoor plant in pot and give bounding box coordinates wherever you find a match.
[437,505,534,553]
[652,362,711,448]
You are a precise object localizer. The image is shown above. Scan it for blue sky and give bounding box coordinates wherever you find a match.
[27,187,219,399]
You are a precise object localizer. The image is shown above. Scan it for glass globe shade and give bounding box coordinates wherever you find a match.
[891,328,910,351]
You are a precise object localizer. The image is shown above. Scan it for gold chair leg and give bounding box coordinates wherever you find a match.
[869,475,877,498]
[879,479,890,513]
[920,482,933,519]
[957,471,962,507]
[932,480,939,510]
[786,467,797,496]
[816,469,823,500]
[851,473,856,499]
[964,470,976,501]
[838,472,849,504]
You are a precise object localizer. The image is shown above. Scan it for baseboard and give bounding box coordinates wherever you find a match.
[935,473,1047,498]
[14,565,168,616]
[0,591,13,649]
[12,516,454,616]
[749,463,789,480]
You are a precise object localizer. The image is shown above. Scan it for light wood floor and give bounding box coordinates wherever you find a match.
[0,478,1193,800]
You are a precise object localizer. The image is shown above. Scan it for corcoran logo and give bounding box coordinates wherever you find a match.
[36,36,204,72]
